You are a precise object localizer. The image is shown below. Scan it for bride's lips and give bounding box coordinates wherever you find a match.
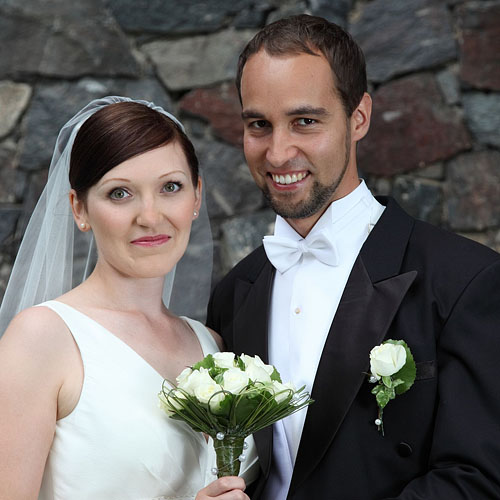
[131,235,171,247]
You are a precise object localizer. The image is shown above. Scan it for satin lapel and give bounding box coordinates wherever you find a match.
[232,258,275,476]
[289,259,417,493]
[289,197,417,495]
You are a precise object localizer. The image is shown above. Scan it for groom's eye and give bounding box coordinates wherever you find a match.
[251,120,268,129]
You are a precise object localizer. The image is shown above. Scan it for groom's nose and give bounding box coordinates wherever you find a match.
[266,128,299,168]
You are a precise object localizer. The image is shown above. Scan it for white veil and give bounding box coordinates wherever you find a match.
[0,96,213,336]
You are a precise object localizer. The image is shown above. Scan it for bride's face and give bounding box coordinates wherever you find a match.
[71,141,201,280]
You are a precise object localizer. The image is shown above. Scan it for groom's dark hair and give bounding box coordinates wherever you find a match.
[236,14,367,117]
[70,102,199,201]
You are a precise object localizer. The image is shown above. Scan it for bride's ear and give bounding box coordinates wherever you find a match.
[69,189,90,231]
[193,177,202,217]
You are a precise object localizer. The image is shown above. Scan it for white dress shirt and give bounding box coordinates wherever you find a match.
[262,180,385,500]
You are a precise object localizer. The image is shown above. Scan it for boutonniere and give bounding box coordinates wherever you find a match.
[368,340,416,435]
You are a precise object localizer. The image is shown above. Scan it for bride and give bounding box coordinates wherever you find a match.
[0,97,257,499]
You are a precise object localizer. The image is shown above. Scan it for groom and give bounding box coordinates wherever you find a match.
[207,14,500,499]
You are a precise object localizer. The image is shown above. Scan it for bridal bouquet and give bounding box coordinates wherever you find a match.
[159,352,313,478]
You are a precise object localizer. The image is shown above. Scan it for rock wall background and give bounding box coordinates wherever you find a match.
[1,0,499,320]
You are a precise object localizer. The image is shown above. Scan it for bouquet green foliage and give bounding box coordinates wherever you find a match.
[159,352,313,477]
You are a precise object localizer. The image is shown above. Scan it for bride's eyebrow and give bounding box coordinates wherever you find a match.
[99,177,131,186]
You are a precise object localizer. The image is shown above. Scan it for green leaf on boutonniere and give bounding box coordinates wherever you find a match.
[374,387,392,409]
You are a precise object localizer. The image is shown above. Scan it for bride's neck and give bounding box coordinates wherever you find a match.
[79,264,167,315]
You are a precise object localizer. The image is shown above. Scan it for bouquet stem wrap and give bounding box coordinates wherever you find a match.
[213,435,245,478]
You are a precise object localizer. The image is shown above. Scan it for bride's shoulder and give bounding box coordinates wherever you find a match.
[1,303,70,352]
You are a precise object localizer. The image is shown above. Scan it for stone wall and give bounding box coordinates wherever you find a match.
[1,0,499,318]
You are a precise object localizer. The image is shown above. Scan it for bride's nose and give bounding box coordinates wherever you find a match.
[136,196,163,227]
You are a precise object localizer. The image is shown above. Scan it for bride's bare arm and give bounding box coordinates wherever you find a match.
[0,307,79,499]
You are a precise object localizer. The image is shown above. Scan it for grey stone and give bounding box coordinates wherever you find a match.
[365,176,393,197]
[0,205,22,245]
[358,73,471,176]
[414,162,445,180]
[0,81,32,139]
[350,0,457,83]
[108,0,257,34]
[392,176,443,225]
[193,138,264,218]
[220,209,275,273]
[0,0,140,79]
[142,28,257,90]
[457,1,500,91]
[446,150,500,231]
[436,67,461,105]
[266,1,308,24]
[19,78,173,171]
[0,139,21,203]
[463,92,500,148]
[309,0,352,26]
[234,3,272,29]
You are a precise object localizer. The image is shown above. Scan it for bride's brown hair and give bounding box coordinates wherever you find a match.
[69,101,199,200]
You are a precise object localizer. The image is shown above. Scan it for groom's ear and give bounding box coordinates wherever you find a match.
[69,189,89,231]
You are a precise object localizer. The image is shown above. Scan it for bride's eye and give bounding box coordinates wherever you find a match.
[108,188,130,200]
[162,182,182,193]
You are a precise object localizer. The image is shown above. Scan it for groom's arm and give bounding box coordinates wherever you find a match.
[386,260,500,499]
[206,278,235,352]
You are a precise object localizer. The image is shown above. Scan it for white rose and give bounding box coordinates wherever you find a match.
[176,367,193,386]
[179,367,211,394]
[369,343,407,379]
[270,380,295,403]
[193,379,224,406]
[241,354,274,383]
[222,367,250,394]
[213,352,236,369]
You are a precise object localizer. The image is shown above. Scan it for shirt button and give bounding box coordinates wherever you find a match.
[294,307,301,314]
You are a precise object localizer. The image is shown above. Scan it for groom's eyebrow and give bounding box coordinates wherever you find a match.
[241,109,265,120]
[241,106,330,120]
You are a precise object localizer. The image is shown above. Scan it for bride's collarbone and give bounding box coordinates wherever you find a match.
[92,311,203,374]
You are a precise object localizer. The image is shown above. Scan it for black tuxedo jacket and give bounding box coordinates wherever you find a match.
[206,197,500,499]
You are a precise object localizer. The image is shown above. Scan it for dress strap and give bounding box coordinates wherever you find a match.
[181,316,219,357]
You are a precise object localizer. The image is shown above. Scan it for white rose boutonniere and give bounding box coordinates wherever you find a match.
[368,340,416,435]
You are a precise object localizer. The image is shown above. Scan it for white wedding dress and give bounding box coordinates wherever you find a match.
[37,301,258,500]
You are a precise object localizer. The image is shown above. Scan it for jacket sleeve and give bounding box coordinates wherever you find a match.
[387,259,500,499]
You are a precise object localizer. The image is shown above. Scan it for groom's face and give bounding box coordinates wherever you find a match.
[240,49,360,236]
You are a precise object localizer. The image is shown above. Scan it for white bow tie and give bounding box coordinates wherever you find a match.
[263,231,339,274]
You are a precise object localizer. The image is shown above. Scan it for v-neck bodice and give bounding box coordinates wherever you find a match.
[37,300,258,499]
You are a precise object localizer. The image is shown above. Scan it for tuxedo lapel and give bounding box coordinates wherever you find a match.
[231,255,275,476]
[289,197,417,494]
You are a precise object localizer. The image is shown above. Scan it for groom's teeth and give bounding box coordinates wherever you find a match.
[273,173,306,185]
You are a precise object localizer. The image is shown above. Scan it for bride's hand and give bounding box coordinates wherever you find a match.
[195,476,249,499]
